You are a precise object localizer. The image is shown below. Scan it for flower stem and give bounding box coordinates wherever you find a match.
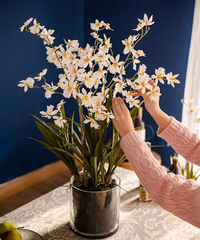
[77,91,88,187]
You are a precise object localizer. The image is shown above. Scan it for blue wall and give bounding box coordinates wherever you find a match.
[0,0,84,183]
[84,0,195,167]
[0,0,195,184]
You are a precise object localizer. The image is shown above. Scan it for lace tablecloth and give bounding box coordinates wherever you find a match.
[0,167,200,240]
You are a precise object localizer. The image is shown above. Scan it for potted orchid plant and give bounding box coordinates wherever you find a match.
[18,14,179,238]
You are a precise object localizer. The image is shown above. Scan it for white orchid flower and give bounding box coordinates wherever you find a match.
[40,105,58,119]
[77,88,93,107]
[151,67,166,84]
[147,86,162,102]
[166,72,180,88]
[29,19,44,34]
[98,111,114,123]
[100,34,112,54]
[42,82,58,98]
[56,100,66,111]
[122,35,134,54]
[18,77,35,92]
[138,64,147,75]
[39,28,55,45]
[34,69,48,81]
[64,39,79,50]
[108,54,124,74]
[90,19,103,31]
[139,14,155,27]
[84,116,100,129]
[135,74,152,94]
[62,80,77,99]
[53,115,67,128]
[20,18,33,32]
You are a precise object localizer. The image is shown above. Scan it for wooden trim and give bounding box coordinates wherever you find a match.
[0,161,70,199]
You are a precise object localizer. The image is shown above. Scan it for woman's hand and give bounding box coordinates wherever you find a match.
[133,81,171,131]
[112,97,134,137]
[133,81,161,115]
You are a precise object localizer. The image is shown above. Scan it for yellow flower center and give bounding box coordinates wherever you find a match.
[96,110,100,114]
[98,54,103,59]
[91,120,95,124]
[63,52,67,58]
[157,74,161,79]
[113,62,118,68]
[84,96,89,101]
[142,82,145,88]
[96,22,101,26]
[84,58,90,62]
[97,102,101,107]
[128,92,132,96]
[68,86,72,91]
[126,41,130,47]
[70,56,75,60]
[36,23,40,28]
[190,109,194,113]
[119,82,122,88]
[103,114,109,118]
[98,68,102,72]
[85,76,90,82]
[171,77,176,81]
[52,47,57,51]
[73,68,77,74]
[152,92,156,97]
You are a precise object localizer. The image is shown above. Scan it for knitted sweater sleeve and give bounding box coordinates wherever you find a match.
[158,117,200,166]
[120,130,200,228]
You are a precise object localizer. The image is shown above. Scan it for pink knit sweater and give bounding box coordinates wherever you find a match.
[120,117,200,228]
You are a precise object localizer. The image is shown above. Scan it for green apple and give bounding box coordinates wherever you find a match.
[0,229,22,240]
[0,222,17,235]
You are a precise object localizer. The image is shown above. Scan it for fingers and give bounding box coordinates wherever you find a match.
[132,89,142,97]
[112,97,126,115]
[132,81,160,99]
[112,97,134,137]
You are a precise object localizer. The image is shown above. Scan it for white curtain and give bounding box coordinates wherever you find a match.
[181,0,200,181]
[182,0,200,132]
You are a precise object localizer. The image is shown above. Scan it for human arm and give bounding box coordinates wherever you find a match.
[134,85,200,166]
[112,97,200,228]
[133,82,171,132]
[120,131,200,228]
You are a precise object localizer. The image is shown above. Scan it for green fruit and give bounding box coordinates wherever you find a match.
[0,222,17,235]
[0,230,22,240]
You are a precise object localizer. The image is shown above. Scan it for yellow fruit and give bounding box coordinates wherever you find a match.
[0,222,17,236]
[0,229,22,240]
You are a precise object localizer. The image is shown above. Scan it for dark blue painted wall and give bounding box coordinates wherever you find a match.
[0,0,84,183]
[83,0,195,167]
[0,0,195,184]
